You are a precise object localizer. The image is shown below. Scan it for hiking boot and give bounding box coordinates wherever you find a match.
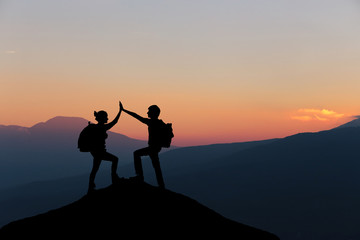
[129,175,144,183]
[112,174,124,184]
[88,182,96,194]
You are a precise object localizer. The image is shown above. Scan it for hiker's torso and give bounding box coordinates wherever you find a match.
[146,119,163,147]
[92,124,108,150]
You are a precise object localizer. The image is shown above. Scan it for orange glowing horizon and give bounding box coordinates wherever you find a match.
[0,106,356,147]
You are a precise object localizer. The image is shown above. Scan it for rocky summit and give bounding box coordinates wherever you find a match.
[0,179,279,239]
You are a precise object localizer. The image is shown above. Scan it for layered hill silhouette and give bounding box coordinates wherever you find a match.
[0,139,275,229]
[2,116,360,239]
[0,179,279,239]
[0,116,149,189]
[160,125,360,240]
[335,115,360,129]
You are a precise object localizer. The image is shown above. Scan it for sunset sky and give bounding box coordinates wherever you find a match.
[1,0,360,146]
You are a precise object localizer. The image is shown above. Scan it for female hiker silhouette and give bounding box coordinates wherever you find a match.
[86,101,122,193]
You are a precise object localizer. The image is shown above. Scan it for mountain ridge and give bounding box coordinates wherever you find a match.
[334,116,360,129]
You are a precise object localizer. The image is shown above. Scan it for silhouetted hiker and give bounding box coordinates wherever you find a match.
[78,102,122,193]
[121,102,173,189]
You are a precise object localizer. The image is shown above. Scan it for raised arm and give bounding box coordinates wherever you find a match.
[105,101,122,130]
[121,102,148,124]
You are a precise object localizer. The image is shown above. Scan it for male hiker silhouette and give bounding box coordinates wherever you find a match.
[120,102,166,189]
[78,101,122,193]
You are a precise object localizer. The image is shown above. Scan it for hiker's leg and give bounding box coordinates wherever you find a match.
[133,147,151,180]
[102,152,119,175]
[102,151,119,182]
[150,148,165,189]
[89,154,102,189]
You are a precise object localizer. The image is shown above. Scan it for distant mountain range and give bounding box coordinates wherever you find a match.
[335,115,360,129]
[0,179,280,239]
[1,116,360,240]
[161,120,360,240]
[0,116,150,189]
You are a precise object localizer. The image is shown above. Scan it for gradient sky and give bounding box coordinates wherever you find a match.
[1,0,360,146]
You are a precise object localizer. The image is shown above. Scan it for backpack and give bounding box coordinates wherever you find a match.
[159,120,174,148]
[77,122,97,152]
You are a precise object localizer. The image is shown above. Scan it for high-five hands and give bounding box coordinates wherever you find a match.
[120,101,124,112]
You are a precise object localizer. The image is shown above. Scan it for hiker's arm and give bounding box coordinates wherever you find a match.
[121,103,148,124]
[106,101,122,130]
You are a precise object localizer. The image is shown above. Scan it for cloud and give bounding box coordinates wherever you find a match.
[291,115,313,121]
[292,108,345,122]
[5,50,16,54]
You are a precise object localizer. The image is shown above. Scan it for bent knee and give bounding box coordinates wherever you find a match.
[134,150,141,157]
[109,155,118,162]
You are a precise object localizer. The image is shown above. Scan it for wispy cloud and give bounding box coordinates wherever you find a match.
[291,115,313,121]
[5,50,17,54]
[291,108,345,122]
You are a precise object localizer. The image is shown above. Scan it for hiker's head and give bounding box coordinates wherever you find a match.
[147,105,160,119]
[94,110,108,123]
